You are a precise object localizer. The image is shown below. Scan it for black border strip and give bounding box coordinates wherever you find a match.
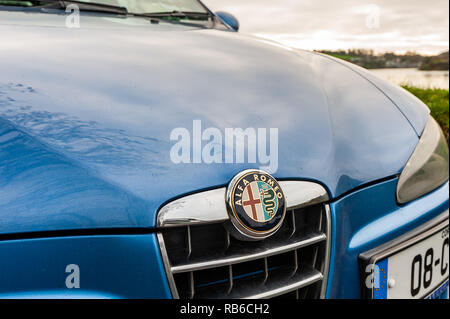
[0,228,154,242]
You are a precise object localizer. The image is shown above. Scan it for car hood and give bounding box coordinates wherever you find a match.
[0,11,425,234]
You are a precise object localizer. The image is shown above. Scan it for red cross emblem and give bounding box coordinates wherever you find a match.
[243,184,261,220]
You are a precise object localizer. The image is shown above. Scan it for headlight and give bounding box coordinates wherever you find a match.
[397,116,449,204]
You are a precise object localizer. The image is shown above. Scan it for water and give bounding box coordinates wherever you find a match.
[370,68,449,90]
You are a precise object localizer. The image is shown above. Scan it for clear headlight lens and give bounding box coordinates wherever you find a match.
[397,116,449,204]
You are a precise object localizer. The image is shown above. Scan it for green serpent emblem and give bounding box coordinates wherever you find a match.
[262,188,276,218]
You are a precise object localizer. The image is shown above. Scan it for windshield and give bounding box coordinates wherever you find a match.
[71,0,207,14]
[0,0,218,26]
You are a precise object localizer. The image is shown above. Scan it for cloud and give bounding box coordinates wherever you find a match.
[204,0,449,54]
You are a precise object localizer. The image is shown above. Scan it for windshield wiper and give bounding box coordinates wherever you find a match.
[45,0,127,15]
[1,1,213,25]
[0,0,128,15]
[136,10,212,21]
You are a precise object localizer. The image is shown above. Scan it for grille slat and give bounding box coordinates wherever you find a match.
[190,264,322,299]
[158,186,331,299]
[172,231,326,274]
[242,267,323,299]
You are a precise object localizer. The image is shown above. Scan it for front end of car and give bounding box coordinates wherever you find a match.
[0,115,448,299]
[0,171,447,299]
[0,1,448,300]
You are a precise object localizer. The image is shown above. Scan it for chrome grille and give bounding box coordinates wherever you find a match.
[157,181,331,299]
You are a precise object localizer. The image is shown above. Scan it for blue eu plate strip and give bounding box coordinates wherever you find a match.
[426,281,449,299]
[373,259,388,299]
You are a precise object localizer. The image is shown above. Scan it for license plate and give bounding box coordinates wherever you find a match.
[374,226,449,299]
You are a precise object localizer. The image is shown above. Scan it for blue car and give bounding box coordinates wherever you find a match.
[0,0,448,300]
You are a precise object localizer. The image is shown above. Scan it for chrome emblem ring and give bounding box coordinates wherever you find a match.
[226,170,287,241]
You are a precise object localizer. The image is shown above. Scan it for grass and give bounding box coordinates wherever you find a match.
[402,86,449,142]
[0,1,33,6]
[326,53,355,62]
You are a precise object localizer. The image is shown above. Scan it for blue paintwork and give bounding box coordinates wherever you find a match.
[0,7,447,299]
[326,179,449,298]
[317,54,430,136]
[216,11,240,31]
[0,234,172,299]
[0,10,424,235]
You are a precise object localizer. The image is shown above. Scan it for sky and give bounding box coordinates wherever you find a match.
[204,0,449,55]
